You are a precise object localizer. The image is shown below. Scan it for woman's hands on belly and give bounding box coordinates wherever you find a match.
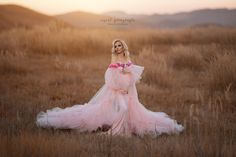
[113,89,129,94]
[120,67,131,74]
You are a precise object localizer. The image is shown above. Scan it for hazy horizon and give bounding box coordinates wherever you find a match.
[0,0,236,16]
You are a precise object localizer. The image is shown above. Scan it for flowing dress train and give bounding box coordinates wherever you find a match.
[36,62,184,137]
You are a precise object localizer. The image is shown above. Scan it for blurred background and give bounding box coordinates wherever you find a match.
[0,1,235,157]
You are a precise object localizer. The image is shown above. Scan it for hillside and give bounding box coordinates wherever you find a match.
[139,8,236,28]
[58,8,236,28]
[0,4,60,30]
[56,11,110,28]
[1,4,236,29]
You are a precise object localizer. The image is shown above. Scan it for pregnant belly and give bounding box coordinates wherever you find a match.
[117,73,131,90]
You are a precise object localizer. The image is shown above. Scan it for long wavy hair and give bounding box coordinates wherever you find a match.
[111,39,131,63]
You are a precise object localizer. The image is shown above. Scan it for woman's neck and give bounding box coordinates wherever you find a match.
[115,53,127,63]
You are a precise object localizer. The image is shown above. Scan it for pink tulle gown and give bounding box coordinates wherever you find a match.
[36,62,184,137]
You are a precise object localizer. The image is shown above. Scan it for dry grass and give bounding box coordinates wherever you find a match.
[0,24,235,157]
[206,52,236,91]
[167,45,204,71]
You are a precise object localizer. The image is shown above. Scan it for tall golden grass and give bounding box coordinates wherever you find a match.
[0,23,235,157]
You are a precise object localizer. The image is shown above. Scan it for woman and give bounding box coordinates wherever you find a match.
[36,39,184,137]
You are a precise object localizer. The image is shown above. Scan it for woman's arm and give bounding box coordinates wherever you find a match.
[121,67,131,74]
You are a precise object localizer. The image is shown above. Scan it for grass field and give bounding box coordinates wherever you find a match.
[0,23,235,157]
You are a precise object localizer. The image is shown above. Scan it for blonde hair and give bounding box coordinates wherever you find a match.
[111,39,131,63]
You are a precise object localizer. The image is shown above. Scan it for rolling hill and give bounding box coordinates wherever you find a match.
[138,8,236,28]
[56,11,110,28]
[0,4,63,30]
[1,4,236,30]
[57,8,236,28]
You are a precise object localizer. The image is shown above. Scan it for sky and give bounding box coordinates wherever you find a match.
[0,0,236,15]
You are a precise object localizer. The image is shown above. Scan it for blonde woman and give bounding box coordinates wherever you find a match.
[36,39,184,137]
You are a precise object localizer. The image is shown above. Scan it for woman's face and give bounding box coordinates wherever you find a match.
[114,41,124,54]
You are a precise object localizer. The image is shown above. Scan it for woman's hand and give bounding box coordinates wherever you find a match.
[120,90,128,95]
[121,67,131,74]
[113,89,128,94]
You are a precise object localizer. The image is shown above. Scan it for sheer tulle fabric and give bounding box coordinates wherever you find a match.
[36,63,184,137]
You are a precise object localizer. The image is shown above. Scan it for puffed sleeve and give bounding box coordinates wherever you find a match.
[127,64,144,83]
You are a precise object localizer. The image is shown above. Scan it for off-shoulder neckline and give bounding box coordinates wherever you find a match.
[108,61,133,68]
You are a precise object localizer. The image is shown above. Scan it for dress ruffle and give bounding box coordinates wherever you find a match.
[36,63,184,137]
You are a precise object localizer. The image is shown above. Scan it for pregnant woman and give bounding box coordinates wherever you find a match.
[36,39,184,137]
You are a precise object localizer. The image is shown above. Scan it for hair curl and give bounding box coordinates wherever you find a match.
[111,39,130,63]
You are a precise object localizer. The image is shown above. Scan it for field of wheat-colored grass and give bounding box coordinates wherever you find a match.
[0,23,235,157]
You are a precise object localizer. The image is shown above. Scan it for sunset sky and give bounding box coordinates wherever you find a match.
[0,0,236,15]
